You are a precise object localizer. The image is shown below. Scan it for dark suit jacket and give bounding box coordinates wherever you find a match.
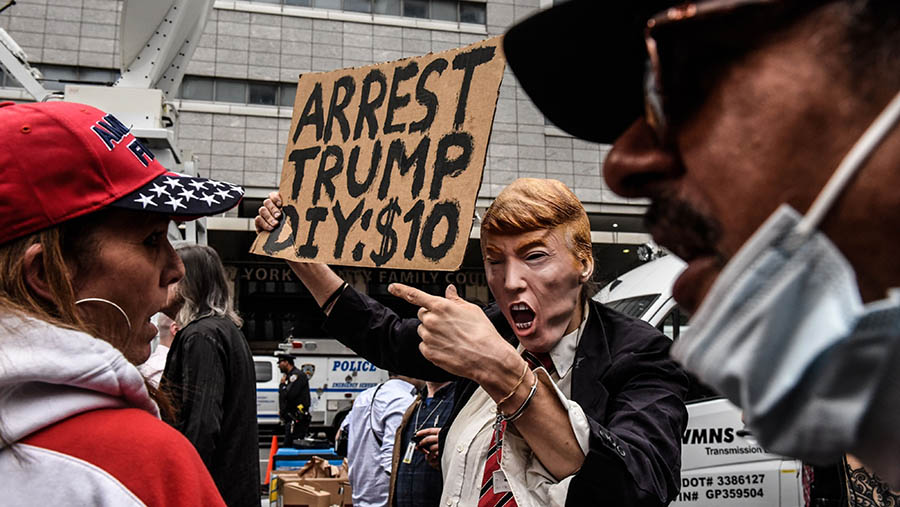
[325,286,689,506]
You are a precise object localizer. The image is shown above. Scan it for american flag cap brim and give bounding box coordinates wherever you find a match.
[109,171,244,218]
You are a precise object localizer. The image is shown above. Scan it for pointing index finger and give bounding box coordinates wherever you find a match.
[388,283,443,310]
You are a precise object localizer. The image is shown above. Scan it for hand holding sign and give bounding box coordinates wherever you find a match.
[388,283,519,384]
[256,191,284,233]
[251,37,505,271]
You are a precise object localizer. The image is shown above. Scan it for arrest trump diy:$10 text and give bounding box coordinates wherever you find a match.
[251,37,505,270]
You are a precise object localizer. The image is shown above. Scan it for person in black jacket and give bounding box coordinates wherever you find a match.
[161,244,260,507]
[277,354,312,447]
[255,178,689,506]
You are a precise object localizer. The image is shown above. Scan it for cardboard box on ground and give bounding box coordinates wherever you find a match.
[283,484,330,507]
[271,456,353,507]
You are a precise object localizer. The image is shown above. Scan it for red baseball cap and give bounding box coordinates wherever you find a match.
[0,101,243,245]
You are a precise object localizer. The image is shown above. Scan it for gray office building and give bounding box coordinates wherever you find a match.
[0,0,653,349]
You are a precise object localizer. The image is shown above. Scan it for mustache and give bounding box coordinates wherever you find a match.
[644,194,722,261]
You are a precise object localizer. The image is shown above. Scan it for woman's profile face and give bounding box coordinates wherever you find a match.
[71,210,184,364]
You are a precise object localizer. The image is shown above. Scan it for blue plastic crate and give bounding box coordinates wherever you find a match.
[273,448,343,469]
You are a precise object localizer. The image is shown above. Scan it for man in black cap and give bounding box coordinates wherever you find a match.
[504,0,900,490]
[278,355,311,447]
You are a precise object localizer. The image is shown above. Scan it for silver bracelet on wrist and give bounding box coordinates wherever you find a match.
[499,371,539,423]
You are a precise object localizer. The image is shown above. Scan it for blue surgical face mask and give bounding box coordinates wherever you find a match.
[671,90,900,487]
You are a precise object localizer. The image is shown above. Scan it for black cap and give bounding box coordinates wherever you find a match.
[503,0,680,144]
[277,354,294,363]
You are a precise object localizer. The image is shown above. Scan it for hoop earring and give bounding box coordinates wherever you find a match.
[75,298,132,330]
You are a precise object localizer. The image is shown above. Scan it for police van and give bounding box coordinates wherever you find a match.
[254,338,388,439]
[595,255,842,507]
[255,355,281,428]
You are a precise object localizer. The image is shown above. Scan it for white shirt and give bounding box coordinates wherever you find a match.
[344,378,416,507]
[441,313,591,507]
[137,344,169,388]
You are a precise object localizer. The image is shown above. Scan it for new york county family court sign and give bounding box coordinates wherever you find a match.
[251,37,505,270]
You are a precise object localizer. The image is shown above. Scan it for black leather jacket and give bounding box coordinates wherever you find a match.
[161,315,260,507]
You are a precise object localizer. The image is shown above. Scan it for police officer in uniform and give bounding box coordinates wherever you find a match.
[277,355,311,447]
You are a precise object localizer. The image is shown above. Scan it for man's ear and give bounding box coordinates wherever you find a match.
[580,257,594,283]
[23,243,55,302]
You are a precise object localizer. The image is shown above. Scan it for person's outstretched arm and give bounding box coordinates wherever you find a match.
[256,192,345,312]
[255,192,453,381]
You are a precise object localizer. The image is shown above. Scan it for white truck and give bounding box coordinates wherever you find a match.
[595,255,843,507]
[255,338,388,440]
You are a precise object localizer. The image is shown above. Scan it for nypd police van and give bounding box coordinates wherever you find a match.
[254,338,388,438]
[595,255,842,507]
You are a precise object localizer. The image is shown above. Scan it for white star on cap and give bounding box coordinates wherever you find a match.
[134,193,157,209]
[178,188,196,202]
[163,176,183,188]
[199,193,219,207]
[189,180,208,191]
[164,197,185,211]
[215,188,232,200]
[150,183,170,197]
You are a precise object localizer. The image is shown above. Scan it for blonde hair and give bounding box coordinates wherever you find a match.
[480,178,595,299]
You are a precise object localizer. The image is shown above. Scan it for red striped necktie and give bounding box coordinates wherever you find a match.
[477,351,555,507]
[521,350,557,377]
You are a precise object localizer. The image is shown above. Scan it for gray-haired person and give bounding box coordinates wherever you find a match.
[161,244,259,507]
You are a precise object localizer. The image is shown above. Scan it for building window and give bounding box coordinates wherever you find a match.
[431,0,457,21]
[246,0,487,24]
[280,83,298,107]
[181,76,214,100]
[215,80,246,103]
[315,0,342,9]
[373,0,400,15]
[10,64,121,91]
[402,0,428,18]
[459,1,485,24]
[344,0,371,12]
[249,82,278,105]
[0,69,18,88]
[180,76,298,107]
[1,64,122,92]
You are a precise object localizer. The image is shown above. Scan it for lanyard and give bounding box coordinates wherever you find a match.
[412,395,446,433]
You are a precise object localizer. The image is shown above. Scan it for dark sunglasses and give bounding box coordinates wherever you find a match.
[643,0,823,143]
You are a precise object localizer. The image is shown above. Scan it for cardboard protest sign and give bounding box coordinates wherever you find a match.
[251,37,505,270]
